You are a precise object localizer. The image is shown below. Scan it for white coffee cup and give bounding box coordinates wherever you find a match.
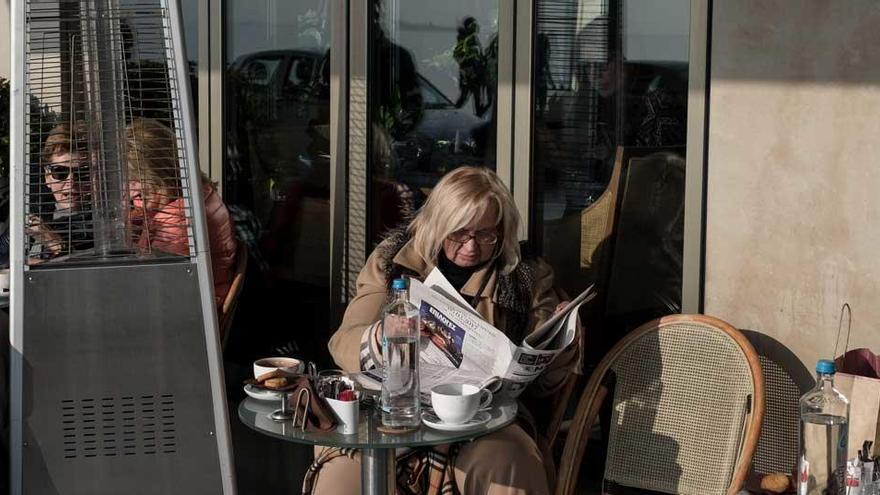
[431,383,493,425]
[253,357,304,379]
[325,397,359,435]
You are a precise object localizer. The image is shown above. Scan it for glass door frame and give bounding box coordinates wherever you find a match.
[682,0,709,314]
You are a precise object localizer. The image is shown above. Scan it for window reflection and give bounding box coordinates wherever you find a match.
[223,1,332,364]
[531,0,689,357]
[368,1,498,246]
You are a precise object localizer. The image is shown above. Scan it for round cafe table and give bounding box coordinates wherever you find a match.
[238,397,517,494]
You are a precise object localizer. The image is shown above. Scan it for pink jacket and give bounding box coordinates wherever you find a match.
[137,181,239,309]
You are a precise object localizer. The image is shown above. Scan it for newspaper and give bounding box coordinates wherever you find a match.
[404,268,595,398]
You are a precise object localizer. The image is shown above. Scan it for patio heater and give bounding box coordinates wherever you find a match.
[9,0,235,493]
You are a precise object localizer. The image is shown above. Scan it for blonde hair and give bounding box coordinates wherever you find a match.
[409,166,521,274]
[125,118,182,202]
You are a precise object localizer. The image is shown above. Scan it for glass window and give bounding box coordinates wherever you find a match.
[286,56,318,87]
[418,75,456,109]
[367,0,498,247]
[223,1,332,365]
[181,0,199,118]
[243,56,284,86]
[531,0,689,358]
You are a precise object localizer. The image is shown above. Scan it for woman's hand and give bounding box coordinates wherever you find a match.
[554,301,570,314]
[26,215,64,257]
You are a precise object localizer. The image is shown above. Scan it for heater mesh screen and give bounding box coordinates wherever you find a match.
[24,0,197,266]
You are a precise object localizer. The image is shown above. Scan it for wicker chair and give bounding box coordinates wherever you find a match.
[740,330,812,478]
[219,244,248,350]
[579,146,685,342]
[555,314,765,495]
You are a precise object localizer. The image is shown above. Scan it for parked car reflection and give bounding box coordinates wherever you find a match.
[392,70,484,182]
[228,49,485,191]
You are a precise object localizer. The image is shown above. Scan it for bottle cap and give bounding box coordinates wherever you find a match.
[816,359,836,374]
[391,278,407,290]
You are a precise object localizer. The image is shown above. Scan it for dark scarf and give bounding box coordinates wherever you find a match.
[437,251,485,292]
[377,227,536,342]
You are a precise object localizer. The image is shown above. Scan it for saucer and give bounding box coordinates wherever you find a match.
[244,384,283,401]
[422,410,491,432]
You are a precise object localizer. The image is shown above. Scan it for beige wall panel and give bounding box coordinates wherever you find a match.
[1,1,9,79]
[706,1,880,370]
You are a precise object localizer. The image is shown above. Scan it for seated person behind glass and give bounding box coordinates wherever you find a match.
[588,51,686,148]
[27,123,94,263]
[126,118,239,308]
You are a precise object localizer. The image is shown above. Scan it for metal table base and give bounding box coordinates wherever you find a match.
[361,447,396,494]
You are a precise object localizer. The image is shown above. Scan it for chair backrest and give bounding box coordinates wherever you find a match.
[741,330,813,477]
[604,149,685,318]
[220,244,248,349]
[579,147,625,300]
[579,146,685,325]
[556,314,765,495]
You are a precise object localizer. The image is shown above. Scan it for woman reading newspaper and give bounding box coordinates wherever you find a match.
[308,167,578,495]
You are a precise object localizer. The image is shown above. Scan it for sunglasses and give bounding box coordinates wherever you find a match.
[45,164,90,182]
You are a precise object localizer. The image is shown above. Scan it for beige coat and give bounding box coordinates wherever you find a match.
[328,238,579,428]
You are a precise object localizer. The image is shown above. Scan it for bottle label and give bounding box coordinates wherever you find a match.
[846,460,863,495]
[799,455,809,495]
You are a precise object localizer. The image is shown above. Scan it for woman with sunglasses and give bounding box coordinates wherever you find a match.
[125,118,238,309]
[311,167,578,495]
[26,122,95,262]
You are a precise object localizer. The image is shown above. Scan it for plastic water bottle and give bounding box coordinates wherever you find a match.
[798,359,850,495]
[380,278,421,428]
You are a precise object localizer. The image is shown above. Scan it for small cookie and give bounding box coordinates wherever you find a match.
[263,377,289,389]
[257,369,286,382]
[760,473,791,494]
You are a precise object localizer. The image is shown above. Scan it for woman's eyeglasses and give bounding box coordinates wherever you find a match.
[45,164,90,182]
[447,229,498,245]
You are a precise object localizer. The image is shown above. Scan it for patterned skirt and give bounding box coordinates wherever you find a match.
[303,444,461,495]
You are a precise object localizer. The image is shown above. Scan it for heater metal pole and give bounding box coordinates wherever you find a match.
[81,0,131,255]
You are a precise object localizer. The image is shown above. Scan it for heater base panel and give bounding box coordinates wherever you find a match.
[20,262,225,495]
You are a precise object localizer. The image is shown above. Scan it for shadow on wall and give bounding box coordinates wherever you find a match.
[712,2,880,83]
[705,0,880,381]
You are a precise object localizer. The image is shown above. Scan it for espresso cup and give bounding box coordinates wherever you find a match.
[430,383,493,425]
[253,357,304,379]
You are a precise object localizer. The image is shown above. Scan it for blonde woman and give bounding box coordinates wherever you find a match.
[311,167,578,495]
[126,118,238,309]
